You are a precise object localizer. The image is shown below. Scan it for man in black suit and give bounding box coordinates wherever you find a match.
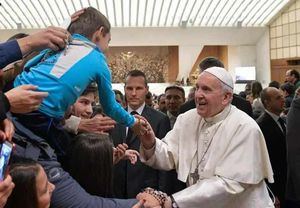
[111,70,171,199]
[179,57,253,117]
[256,87,287,207]
[286,97,300,208]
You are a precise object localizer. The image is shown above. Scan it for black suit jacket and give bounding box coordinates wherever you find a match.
[256,112,287,204]
[111,105,171,198]
[179,94,253,117]
[286,98,300,204]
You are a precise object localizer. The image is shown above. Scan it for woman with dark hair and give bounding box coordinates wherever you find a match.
[67,133,113,197]
[251,81,265,119]
[5,158,55,208]
[67,133,138,197]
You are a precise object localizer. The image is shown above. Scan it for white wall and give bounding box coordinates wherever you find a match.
[228,45,257,93]
[256,29,271,86]
[1,27,267,44]
[177,45,204,82]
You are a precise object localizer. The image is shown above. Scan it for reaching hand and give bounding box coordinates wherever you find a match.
[113,143,128,165]
[136,192,161,208]
[17,26,69,54]
[136,188,172,208]
[0,119,14,142]
[5,85,48,114]
[71,9,85,22]
[131,115,148,137]
[132,115,156,149]
[124,149,140,164]
[0,175,15,208]
[78,115,116,134]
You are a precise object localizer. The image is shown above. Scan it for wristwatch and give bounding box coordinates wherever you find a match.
[170,195,179,208]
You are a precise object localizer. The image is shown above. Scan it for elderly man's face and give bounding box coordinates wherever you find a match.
[195,72,231,118]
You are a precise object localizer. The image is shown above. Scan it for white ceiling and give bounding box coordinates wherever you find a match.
[0,0,292,29]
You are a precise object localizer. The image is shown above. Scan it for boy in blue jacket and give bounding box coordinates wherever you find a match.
[13,7,142,159]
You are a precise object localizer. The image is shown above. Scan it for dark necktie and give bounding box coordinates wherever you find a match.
[126,111,138,143]
[278,117,286,135]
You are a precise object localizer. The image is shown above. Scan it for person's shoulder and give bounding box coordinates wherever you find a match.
[230,105,257,126]
[232,94,249,104]
[146,106,168,119]
[178,108,198,121]
[256,112,270,125]
[179,99,196,114]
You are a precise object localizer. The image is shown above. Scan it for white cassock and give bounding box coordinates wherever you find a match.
[140,105,274,208]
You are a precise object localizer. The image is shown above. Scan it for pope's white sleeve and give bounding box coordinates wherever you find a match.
[139,138,176,171]
[173,176,247,208]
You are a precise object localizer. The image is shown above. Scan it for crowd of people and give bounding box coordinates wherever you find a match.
[0,6,300,208]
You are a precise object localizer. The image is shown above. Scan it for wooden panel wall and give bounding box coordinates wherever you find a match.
[271,58,300,84]
[189,46,228,79]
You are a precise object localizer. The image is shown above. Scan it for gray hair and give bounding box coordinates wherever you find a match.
[220,81,233,94]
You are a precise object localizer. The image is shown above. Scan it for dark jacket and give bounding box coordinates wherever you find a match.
[256,112,287,206]
[0,40,22,121]
[111,105,171,198]
[0,40,22,69]
[286,98,300,205]
[11,115,137,208]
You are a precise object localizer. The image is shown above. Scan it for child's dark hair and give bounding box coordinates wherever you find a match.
[67,133,113,197]
[68,7,111,40]
[5,157,41,208]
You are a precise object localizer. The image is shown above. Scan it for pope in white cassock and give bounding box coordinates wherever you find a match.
[137,67,275,208]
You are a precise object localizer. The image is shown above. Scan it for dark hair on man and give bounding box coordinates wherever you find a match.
[68,7,111,40]
[199,57,224,72]
[289,69,300,80]
[126,70,148,86]
[157,93,166,102]
[280,82,295,95]
[165,85,185,98]
[146,91,152,99]
[67,133,113,197]
[268,80,280,89]
[82,82,98,96]
[113,89,124,101]
[251,81,263,99]
[5,157,41,208]
[7,33,28,41]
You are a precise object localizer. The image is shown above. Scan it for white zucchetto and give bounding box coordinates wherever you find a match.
[204,67,234,89]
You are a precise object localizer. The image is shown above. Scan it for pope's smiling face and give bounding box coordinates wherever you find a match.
[195,72,232,118]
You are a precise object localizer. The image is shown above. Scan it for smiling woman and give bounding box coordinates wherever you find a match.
[4,157,55,208]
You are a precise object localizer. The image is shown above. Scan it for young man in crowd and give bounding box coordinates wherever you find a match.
[165,85,185,129]
[111,70,171,199]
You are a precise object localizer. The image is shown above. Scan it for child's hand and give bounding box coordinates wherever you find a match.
[113,143,128,165]
[124,149,139,164]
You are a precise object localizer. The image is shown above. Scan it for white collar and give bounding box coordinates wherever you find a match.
[203,105,231,124]
[128,103,145,115]
[265,110,280,122]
